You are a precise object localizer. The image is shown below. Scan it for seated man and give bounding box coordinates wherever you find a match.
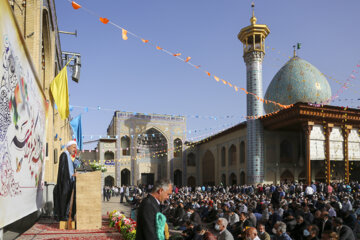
[216,218,234,240]
[231,212,253,239]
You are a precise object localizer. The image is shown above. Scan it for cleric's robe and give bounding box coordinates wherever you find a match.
[53,152,76,221]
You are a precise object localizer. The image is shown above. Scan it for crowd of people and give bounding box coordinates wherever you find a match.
[129,181,360,240]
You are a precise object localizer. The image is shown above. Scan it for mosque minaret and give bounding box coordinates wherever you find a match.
[238,4,270,184]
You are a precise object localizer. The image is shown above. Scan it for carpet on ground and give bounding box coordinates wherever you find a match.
[17,216,124,240]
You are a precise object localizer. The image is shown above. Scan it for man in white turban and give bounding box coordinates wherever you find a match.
[53,140,79,221]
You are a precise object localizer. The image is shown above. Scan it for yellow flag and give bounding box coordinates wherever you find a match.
[50,66,69,120]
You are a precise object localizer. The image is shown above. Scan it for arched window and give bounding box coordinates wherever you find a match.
[104,175,115,187]
[104,151,114,161]
[280,140,292,163]
[41,10,51,90]
[240,141,245,163]
[121,168,131,186]
[121,136,130,156]
[221,174,226,186]
[202,150,215,186]
[174,169,182,187]
[240,171,246,185]
[221,147,226,167]
[187,176,196,187]
[298,171,306,183]
[187,153,196,166]
[174,138,182,158]
[280,170,294,183]
[228,145,236,166]
[229,173,237,185]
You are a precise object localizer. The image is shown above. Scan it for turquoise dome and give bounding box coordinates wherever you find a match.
[264,56,332,113]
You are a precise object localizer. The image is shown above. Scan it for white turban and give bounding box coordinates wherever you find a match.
[66,140,77,148]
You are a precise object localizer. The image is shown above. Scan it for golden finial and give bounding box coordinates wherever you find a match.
[250,2,257,25]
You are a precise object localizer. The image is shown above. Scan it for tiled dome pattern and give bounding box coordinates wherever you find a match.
[264,57,332,113]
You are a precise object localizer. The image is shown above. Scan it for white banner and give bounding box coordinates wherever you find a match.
[349,129,360,161]
[0,0,48,228]
[329,127,344,161]
[310,125,325,160]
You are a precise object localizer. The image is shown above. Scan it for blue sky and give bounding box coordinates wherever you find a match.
[55,0,360,149]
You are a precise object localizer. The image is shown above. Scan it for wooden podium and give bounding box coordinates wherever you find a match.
[76,171,102,230]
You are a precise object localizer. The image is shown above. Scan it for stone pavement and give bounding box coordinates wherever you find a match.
[101,195,132,217]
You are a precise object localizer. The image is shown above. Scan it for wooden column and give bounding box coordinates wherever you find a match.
[324,124,333,185]
[343,125,352,184]
[302,122,314,186]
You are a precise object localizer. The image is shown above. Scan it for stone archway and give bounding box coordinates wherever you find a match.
[187,176,196,187]
[280,170,294,183]
[240,141,245,164]
[221,174,226,186]
[229,173,237,185]
[174,169,182,187]
[202,150,215,185]
[187,153,196,166]
[228,145,236,166]
[298,170,306,183]
[105,175,115,187]
[121,136,130,156]
[137,128,167,180]
[240,171,246,185]
[174,138,182,158]
[121,168,131,186]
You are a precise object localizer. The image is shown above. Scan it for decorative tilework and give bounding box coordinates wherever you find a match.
[264,57,332,113]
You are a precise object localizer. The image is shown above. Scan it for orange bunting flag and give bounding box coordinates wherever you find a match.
[228,82,233,87]
[100,17,109,24]
[173,53,181,57]
[221,79,227,85]
[122,29,128,40]
[156,46,163,50]
[72,1,81,9]
[195,65,201,69]
[185,57,191,62]
[141,39,149,43]
[240,88,245,91]
[205,72,211,76]
[234,86,238,91]
[214,76,220,82]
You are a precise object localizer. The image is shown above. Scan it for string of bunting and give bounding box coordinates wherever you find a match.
[81,121,239,151]
[81,127,229,162]
[69,104,244,121]
[80,120,243,140]
[68,0,290,110]
[309,63,360,107]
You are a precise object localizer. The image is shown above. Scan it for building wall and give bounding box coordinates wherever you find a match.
[98,140,116,186]
[11,0,72,185]
[191,126,308,186]
[264,130,301,184]
[195,127,247,186]
[106,112,186,186]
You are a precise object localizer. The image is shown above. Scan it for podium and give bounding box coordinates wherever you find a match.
[76,171,102,230]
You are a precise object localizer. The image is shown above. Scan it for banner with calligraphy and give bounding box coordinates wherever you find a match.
[0,0,48,228]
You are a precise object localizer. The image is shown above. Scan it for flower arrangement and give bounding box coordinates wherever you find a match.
[109,210,136,240]
[89,161,107,172]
